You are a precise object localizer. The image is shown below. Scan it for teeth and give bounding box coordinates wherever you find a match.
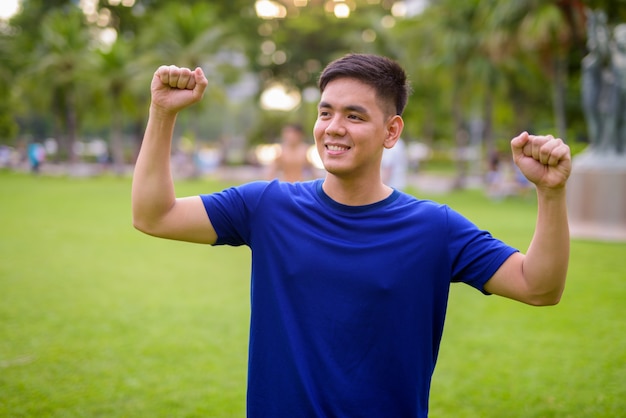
[327,145,348,151]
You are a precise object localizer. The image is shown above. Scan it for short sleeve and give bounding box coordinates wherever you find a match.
[446,206,519,294]
[200,181,270,247]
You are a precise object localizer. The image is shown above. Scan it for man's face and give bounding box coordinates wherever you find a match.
[313,78,392,179]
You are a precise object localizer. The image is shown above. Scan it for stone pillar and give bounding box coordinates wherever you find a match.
[567,151,626,241]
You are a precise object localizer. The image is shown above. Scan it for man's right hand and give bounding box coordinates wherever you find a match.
[150,65,208,115]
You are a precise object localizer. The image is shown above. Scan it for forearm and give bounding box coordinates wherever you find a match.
[131,105,178,231]
[522,187,570,303]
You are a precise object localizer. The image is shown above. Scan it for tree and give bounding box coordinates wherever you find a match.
[137,2,245,173]
[516,3,577,140]
[398,0,489,188]
[0,0,596,169]
[92,39,145,173]
[0,27,19,142]
[392,0,589,185]
[22,5,97,162]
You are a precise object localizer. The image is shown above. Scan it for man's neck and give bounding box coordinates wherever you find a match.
[322,174,393,206]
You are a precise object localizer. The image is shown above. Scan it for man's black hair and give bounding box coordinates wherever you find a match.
[318,53,411,116]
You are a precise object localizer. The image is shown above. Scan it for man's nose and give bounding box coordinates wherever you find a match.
[325,115,346,136]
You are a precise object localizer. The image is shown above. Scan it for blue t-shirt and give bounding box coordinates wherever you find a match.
[200,179,518,417]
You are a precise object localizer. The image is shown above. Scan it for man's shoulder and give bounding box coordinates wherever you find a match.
[230,178,320,203]
[394,192,445,211]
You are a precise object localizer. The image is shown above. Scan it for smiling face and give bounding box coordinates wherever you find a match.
[313,77,403,182]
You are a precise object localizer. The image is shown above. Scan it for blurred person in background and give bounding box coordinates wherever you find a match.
[267,123,314,182]
[381,136,408,190]
[27,141,45,174]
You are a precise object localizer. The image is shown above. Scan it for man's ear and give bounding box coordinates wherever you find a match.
[384,115,404,149]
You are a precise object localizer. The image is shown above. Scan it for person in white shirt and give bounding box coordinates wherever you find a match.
[381,137,408,190]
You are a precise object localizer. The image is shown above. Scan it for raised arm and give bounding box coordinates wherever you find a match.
[484,132,571,306]
[132,65,217,244]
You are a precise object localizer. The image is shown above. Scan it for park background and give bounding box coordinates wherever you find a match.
[1,0,625,417]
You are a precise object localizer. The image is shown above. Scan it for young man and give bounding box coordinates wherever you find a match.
[132,54,571,417]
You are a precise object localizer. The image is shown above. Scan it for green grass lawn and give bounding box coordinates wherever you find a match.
[1,171,624,417]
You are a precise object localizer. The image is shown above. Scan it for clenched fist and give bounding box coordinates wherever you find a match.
[511,132,572,191]
[150,65,208,115]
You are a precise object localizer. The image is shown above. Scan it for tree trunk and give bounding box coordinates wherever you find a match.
[452,81,468,190]
[110,96,126,176]
[482,82,494,161]
[551,54,568,140]
[64,87,78,164]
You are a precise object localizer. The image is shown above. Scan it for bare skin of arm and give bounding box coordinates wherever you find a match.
[484,132,571,306]
[132,66,217,244]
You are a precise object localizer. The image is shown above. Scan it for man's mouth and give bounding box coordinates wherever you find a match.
[326,144,350,152]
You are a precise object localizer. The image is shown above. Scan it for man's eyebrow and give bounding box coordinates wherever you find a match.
[318,101,369,114]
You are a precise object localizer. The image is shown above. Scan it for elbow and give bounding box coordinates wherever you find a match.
[132,202,160,236]
[525,288,564,307]
[132,217,149,234]
[132,214,157,236]
[132,212,174,240]
[522,269,568,306]
[132,202,147,233]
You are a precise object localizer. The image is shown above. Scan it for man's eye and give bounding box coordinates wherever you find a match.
[348,114,362,120]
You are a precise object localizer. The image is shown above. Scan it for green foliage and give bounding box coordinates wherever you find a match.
[0,0,620,174]
[1,173,624,417]
[246,110,291,146]
[0,74,18,141]
[586,0,626,24]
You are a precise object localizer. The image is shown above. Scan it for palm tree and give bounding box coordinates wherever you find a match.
[489,1,586,141]
[428,0,486,188]
[0,29,19,142]
[137,3,244,176]
[394,0,586,185]
[26,6,96,162]
[518,4,572,140]
[94,39,146,174]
